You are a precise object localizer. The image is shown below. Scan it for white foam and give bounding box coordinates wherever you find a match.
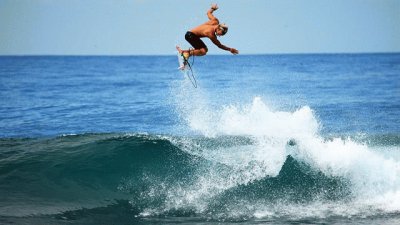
[169,84,400,218]
[292,137,400,198]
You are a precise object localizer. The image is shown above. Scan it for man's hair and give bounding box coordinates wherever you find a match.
[219,24,228,35]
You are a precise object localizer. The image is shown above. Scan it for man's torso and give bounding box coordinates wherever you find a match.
[190,21,218,39]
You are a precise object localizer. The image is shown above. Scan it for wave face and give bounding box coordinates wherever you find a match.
[1,130,400,222]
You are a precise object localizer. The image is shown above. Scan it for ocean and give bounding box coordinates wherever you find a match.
[0,54,399,224]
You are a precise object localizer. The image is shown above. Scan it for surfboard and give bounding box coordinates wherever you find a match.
[177,51,187,70]
[176,51,197,88]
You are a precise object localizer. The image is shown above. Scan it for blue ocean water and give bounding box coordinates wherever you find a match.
[1,54,399,137]
[0,54,399,224]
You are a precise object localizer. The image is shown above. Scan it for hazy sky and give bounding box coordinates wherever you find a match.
[0,0,399,55]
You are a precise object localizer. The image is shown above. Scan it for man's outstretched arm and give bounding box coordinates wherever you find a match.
[211,37,239,55]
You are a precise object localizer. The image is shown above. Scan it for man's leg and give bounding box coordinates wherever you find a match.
[190,48,207,56]
[176,46,207,59]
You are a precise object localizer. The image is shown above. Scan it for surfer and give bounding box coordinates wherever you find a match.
[176,3,239,60]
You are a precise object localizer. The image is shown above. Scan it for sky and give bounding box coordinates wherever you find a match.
[0,0,399,55]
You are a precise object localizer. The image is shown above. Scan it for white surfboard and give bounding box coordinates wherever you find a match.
[177,52,187,70]
[176,51,197,88]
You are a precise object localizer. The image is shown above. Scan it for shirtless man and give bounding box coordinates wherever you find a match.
[176,3,239,61]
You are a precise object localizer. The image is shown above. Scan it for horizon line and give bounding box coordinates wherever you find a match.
[0,51,399,57]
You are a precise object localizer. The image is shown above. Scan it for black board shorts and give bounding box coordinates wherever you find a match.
[185,31,207,50]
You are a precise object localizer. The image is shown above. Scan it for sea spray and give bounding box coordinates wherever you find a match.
[166,81,400,219]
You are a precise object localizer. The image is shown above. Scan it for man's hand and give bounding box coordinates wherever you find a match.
[230,48,239,55]
[211,3,218,11]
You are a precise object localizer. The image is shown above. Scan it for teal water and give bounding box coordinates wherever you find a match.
[0,54,399,224]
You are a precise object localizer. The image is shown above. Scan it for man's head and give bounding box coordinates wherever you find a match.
[216,24,228,36]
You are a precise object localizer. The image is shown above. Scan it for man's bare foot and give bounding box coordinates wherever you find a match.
[176,45,183,54]
[176,46,190,60]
